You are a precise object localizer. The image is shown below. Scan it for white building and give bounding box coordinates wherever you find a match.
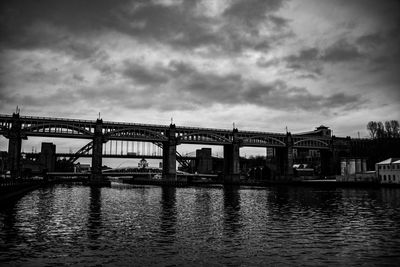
[376,158,400,184]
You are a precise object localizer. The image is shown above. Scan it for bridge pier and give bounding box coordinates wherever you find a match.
[6,113,25,179]
[162,124,177,180]
[224,128,241,184]
[90,119,109,186]
[275,132,294,179]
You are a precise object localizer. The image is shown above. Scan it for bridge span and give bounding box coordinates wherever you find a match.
[0,113,344,185]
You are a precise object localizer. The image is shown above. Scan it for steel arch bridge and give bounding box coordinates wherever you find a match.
[0,114,332,149]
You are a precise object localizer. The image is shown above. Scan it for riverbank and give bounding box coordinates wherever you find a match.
[1,177,398,204]
[119,177,399,188]
[0,180,44,204]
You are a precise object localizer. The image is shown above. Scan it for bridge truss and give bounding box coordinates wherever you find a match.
[0,114,332,149]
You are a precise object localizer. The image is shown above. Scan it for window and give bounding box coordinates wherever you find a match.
[384,175,386,181]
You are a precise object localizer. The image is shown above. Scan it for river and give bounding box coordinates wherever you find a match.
[1,184,400,266]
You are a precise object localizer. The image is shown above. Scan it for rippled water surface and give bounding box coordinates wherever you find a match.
[1,184,400,266]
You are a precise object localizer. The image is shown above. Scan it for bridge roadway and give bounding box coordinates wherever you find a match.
[46,172,218,178]
[24,152,198,160]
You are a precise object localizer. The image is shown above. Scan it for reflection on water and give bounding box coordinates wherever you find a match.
[1,185,400,265]
[87,187,102,247]
[223,186,241,238]
[159,187,176,243]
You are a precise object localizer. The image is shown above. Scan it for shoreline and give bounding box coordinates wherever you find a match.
[119,177,400,188]
[1,178,399,204]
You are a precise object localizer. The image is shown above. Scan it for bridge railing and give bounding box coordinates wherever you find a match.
[17,115,95,124]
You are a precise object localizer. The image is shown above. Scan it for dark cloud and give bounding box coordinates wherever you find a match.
[285,48,323,75]
[284,40,364,75]
[356,24,400,66]
[356,33,385,49]
[223,0,286,26]
[183,73,243,105]
[123,61,169,85]
[242,81,363,111]
[321,39,362,62]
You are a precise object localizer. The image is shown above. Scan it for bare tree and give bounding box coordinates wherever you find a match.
[367,121,378,138]
[390,120,399,137]
[377,122,385,138]
[385,121,393,138]
[367,120,399,139]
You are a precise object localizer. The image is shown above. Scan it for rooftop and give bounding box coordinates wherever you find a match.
[376,158,400,164]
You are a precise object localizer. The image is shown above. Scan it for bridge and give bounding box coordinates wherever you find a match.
[23,152,198,160]
[0,113,339,185]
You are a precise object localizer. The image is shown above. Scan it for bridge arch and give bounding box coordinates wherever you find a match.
[106,127,167,141]
[25,123,93,136]
[293,138,330,148]
[243,135,286,146]
[178,131,231,143]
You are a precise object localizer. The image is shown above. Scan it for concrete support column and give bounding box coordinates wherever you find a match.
[286,133,294,177]
[162,124,177,180]
[349,159,356,175]
[7,113,22,179]
[320,150,333,176]
[356,158,362,173]
[340,159,347,176]
[223,128,240,184]
[274,133,294,179]
[275,147,284,176]
[91,119,107,185]
[362,159,367,172]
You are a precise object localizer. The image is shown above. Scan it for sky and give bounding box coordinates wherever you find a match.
[1,0,399,142]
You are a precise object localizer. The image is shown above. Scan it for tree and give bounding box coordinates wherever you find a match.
[366,120,400,139]
[385,121,393,138]
[390,120,399,138]
[367,121,378,138]
[377,122,385,138]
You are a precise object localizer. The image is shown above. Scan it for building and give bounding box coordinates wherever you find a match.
[39,142,56,172]
[337,157,377,182]
[195,148,213,174]
[340,158,367,176]
[376,158,400,184]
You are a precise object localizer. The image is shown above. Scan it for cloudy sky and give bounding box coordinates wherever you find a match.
[1,0,399,139]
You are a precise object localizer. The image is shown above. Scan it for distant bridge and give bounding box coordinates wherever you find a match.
[24,152,197,160]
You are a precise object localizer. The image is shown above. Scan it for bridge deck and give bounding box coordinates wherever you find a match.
[0,114,332,149]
